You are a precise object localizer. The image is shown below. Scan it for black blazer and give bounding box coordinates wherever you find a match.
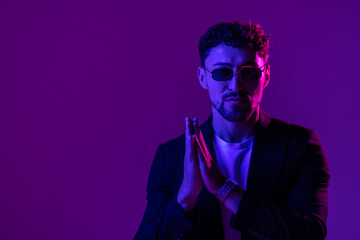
[134,109,330,240]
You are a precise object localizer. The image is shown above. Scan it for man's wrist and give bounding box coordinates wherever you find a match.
[223,188,244,214]
[216,178,237,202]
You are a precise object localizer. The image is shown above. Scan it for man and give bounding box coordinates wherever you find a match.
[134,21,330,240]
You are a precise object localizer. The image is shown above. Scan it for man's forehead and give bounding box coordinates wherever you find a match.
[212,61,259,67]
[205,44,264,66]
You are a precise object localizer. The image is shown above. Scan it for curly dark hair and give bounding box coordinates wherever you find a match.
[199,21,270,66]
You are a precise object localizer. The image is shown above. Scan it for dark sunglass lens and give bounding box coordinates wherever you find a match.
[240,68,262,80]
[212,68,233,81]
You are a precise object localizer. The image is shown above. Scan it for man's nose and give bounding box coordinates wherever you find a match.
[228,74,245,92]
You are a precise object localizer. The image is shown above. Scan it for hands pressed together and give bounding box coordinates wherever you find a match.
[177,117,226,214]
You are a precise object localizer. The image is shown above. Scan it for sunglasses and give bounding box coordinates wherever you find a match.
[203,64,267,81]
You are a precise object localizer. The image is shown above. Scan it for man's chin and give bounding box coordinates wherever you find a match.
[221,112,251,122]
[218,107,253,122]
[212,101,254,122]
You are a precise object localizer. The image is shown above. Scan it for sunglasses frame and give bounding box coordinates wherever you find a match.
[203,63,268,81]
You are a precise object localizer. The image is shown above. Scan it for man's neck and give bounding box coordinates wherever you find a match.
[212,107,259,143]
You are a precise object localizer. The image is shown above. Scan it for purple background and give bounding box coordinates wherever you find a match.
[0,0,359,239]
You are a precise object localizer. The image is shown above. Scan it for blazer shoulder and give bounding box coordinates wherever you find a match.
[269,115,315,138]
[156,132,187,165]
[161,133,185,150]
[268,115,324,161]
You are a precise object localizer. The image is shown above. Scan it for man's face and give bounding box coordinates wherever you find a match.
[197,43,270,122]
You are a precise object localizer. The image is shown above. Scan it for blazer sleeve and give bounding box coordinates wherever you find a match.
[229,129,330,240]
[134,144,199,240]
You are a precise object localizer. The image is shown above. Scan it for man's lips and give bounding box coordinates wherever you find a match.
[225,96,249,101]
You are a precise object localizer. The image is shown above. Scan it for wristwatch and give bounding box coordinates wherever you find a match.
[216,178,237,202]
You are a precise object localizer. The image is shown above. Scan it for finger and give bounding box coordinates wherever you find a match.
[192,118,198,136]
[185,117,197,160]
[189,118,195,137]
[191,117,212,168]
[192,118,201,154]
[195,136,207,161]
[196,144,210,178]
[192,118,205,163]
[193,119,206,157]
[196,129,212,168]
[198,129,210,159]
[185,117,192,152]
[188,117,196,148]
[195,141,206,165]
[185,117,190,138]
[196,138,212,168]
[193,118,204,152]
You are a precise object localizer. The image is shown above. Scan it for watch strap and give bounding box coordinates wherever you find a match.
[216,178,237,202]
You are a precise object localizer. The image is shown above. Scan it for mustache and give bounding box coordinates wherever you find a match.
[222,92,249,100]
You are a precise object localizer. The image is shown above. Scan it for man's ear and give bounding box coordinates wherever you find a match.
[263,64,270,88]
[197,67,208,90]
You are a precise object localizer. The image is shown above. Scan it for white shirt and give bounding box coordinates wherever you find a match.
[212,133,254,240]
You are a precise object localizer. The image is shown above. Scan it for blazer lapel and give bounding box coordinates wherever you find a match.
[195,110,288,236]
[246,109,289,199]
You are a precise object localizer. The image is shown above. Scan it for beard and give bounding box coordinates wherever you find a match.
[210,95,255,122]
